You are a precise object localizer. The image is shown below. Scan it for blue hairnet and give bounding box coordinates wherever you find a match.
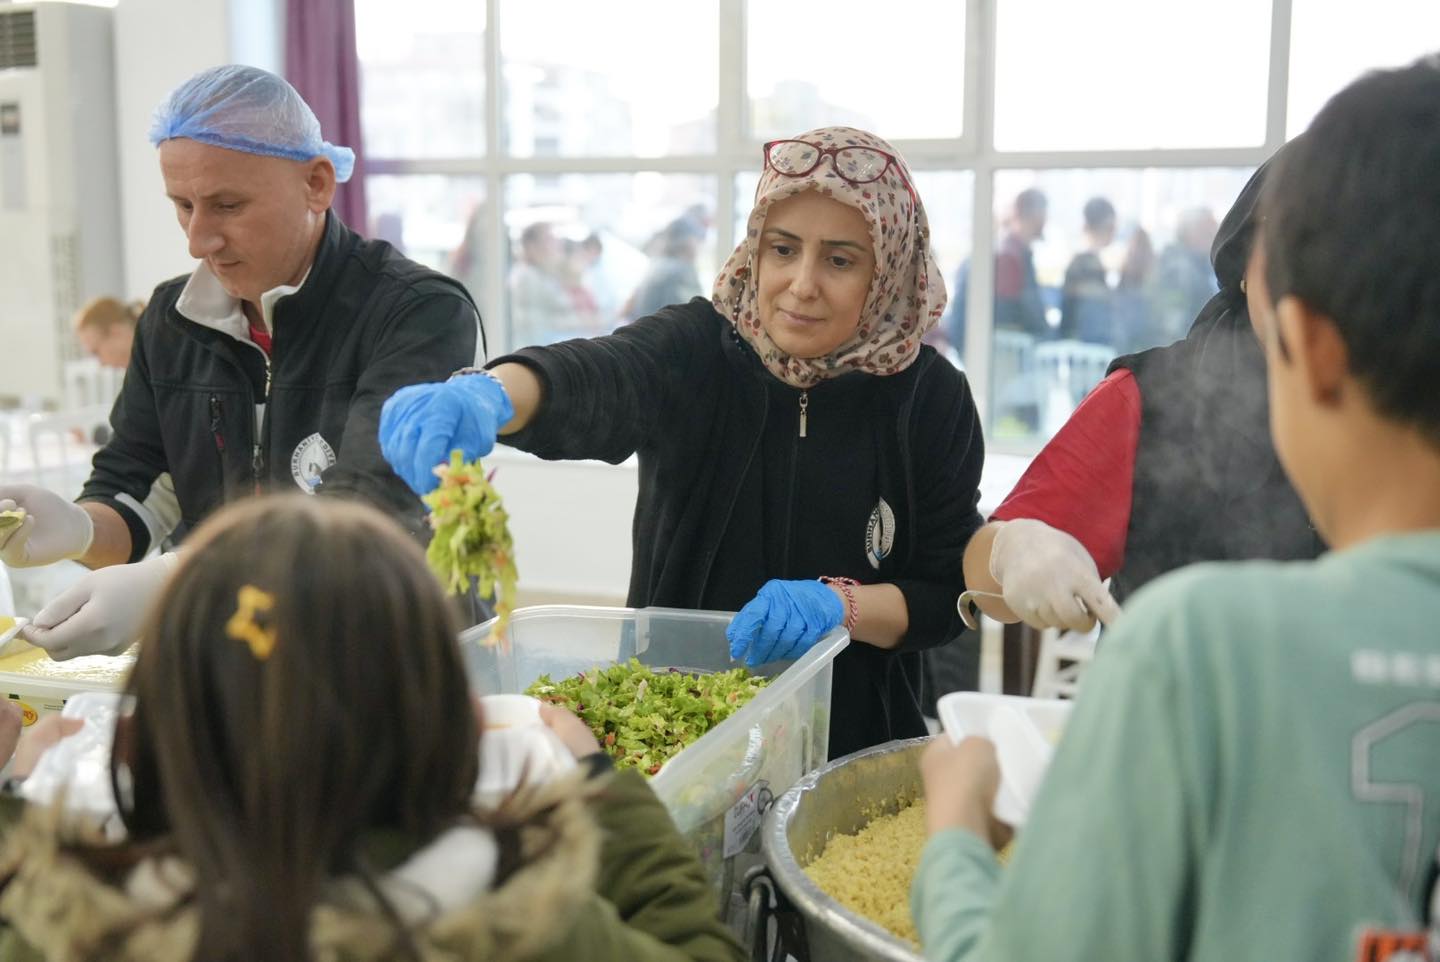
[149,65,355,183]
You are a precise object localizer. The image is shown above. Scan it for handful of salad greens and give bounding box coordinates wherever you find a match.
[525,659,770,775]
[423,450,517,639]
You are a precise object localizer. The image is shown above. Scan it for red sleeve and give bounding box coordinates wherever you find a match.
[994,248,1023,299]
[990,369,1141,578]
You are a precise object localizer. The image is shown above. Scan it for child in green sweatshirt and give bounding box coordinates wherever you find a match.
[914,56,1440,962]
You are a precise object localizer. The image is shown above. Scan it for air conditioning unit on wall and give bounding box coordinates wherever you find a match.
[0,2,122,406]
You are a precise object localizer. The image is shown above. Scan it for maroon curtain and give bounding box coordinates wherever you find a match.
[285,0,368,234]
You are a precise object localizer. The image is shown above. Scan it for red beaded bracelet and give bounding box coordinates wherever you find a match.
[819,576,861,632]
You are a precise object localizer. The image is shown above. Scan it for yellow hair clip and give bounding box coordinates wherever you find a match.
[226,585,278,661]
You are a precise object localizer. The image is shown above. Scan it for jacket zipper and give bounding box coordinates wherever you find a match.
[798,390,808,438]
[781,419,801,575]
[209,395,225,453]
[253,353,271,494]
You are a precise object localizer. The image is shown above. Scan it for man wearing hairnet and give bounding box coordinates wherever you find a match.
[0,65,484,659]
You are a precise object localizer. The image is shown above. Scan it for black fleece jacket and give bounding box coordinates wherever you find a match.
[80,212,482,555]
[496,298,984,757]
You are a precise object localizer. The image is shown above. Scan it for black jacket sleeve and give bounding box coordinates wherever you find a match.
[77,300,173,560]
[316,286,481,535]
[495,300,715,465]
[891,360,986,651]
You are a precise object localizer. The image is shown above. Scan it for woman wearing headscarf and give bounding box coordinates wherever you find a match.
[380,127,986,757]
[959,145,1324,632]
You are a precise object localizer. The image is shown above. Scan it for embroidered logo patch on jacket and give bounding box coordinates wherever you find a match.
[865,497,895,570]
[290,433,336,493]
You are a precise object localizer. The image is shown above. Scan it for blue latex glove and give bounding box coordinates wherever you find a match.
[379,373,515,495]
[726,579,844,667]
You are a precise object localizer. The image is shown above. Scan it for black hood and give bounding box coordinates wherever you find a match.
[1187,141,1296,338]
[1209,139,1300,297]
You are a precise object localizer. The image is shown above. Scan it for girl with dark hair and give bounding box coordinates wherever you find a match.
[0,495,742,962]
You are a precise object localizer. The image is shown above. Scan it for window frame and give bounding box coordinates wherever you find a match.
[361,0,1296,454]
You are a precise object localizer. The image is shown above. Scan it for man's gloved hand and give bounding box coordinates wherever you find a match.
[20,553,178,660]
[379,373,515,496]
[0,485,94,568]
[726,579,844,667]
[988,518,1121,632]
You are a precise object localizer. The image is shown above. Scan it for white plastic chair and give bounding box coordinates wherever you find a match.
[1034,339,1116,407]
[1030,623,1100,700]
[26,406,110,495]
[61,359,124,412]
[992,329,1040,425]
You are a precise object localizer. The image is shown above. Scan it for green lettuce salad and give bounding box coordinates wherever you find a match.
[525,659,770,775]
[423,451,517,638]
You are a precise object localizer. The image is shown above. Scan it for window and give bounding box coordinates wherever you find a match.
[747,0,966,142]
[364,173,487,288]
[356,0,486,158]
[354,0,1438,450]
[1287,0,1440,137]
[983,168,1252,440]
[500,0,718,157]
[993,0,1270,151]
[504,173,717,345]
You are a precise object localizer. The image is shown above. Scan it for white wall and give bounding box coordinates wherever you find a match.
[486,447,636,604]
[112,0,231,298]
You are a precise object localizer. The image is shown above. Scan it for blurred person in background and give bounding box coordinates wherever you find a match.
[448,197,490,316]
[510,221,583,344]
[1151,205,1219,345]
[0,496,745,962]
[993,188,1050,340]
[379,127,987,758]
[959,142,1322,634]
[72,296,143,371]
[71,296,142,446]
[1112,226,1156,353]
[69,297,182,542]
[937,188,1051,368]
[1058,197,1116,345]
[0,65,482,661]
[575,232,621,326]
[917,58,1440,962]
[623,214,706,323]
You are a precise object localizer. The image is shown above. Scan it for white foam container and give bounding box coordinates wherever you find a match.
[936,691,1074,826]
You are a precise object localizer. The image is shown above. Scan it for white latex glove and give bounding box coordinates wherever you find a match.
[0,485,94,568]
[988,518,1121,632]
[20,553,178,659]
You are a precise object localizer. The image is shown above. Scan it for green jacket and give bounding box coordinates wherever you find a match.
[0,768,743,962]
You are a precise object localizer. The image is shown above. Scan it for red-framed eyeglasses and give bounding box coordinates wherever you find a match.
[762,139,917,206]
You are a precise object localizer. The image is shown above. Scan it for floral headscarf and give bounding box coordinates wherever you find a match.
[712,126,947,388]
